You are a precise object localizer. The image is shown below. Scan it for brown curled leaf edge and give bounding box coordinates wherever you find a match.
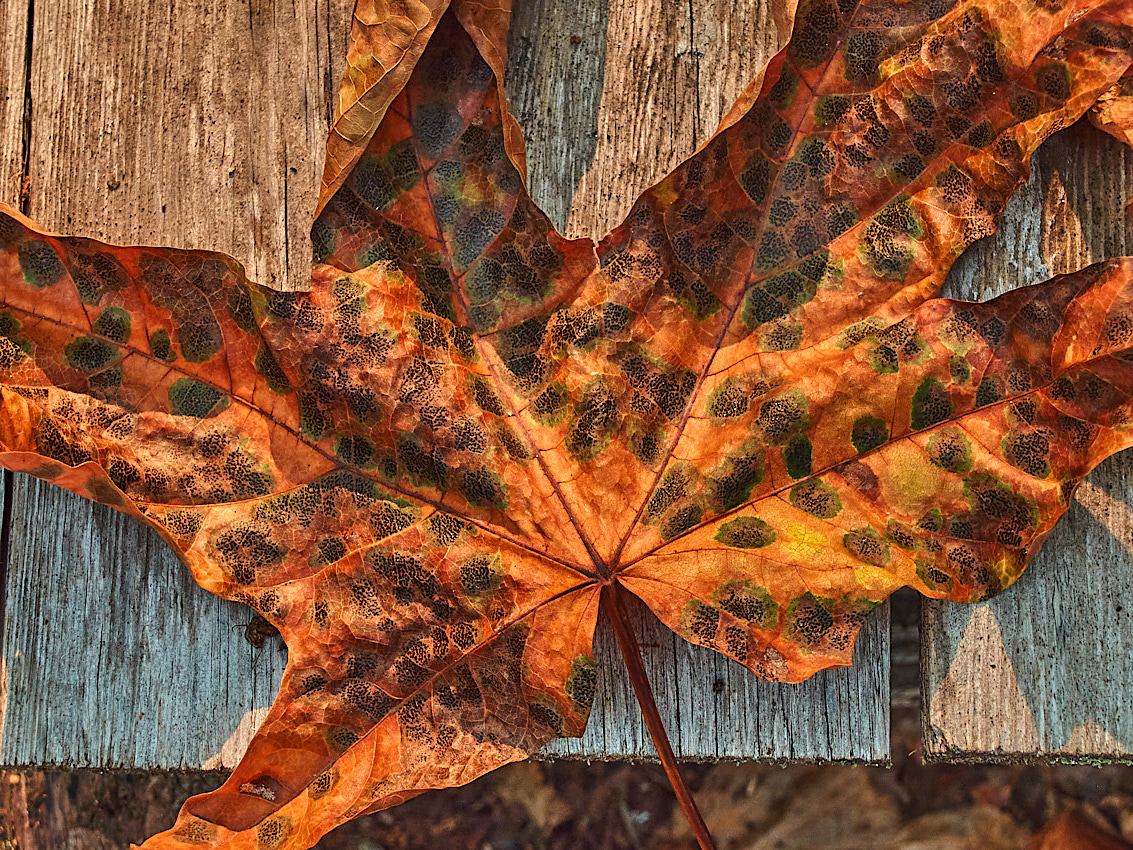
[4,0,1133,847]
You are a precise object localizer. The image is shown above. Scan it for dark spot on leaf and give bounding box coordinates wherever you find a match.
[715,516,776,549]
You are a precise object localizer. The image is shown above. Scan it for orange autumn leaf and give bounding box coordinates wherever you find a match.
[1091,73,1133,146]
[2,0,1133,847]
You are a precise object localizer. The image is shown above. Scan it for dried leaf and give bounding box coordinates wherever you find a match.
[1031,808,1133,850]
[1090,75,1133,147]
[316,0,450,216]
[1,0,1133,847]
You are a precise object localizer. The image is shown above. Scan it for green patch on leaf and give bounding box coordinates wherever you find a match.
[836,317,884,349]
[19,240,65,288]
[0,311,32,364]
[92,307,131,343]
[790,478,842,519]
[1000,429,1052,478]
[916,558,954,593]
[149,328,176,362]
[756,388,809,444]
[311,219,336,264]
[900,333,931,366]
[1035,61,1071,104]
[870,344,898,374]
[859,195,923,280]
[706,442,766,512]
[459,554,504,598]
[681,599,722,644]
[851,415,888,454]
[459,467,508,510]
[168,378,229,418]
[784,434,813,478]
[396,432,448,490]
[713,580,778,629]
[975,375,1003,407]
[335,434,377,469]
[0,310,20,339]
[565,379,617,461]
[742,285,791,327]
[706,378,752,419]
[495,423,533,463]
[926,426,972,473]
[949,355,971,385]
[785,592,835,649]
[89,364,123,391]
[64,336,120,373]
[814,94,850,127]
[227,284,258,332]
[176,316,223,364]
[917,508,943,533]
[667,271,722,321]
[350,154,400,212]
[565,655,597,711]
[646,464,695,523]
[715,516,776,549]
[298,393,328,441]
[661,503,704,540]
[764,269,817,307]
[911,377,954,431]
[843,527,891,567]
[885,519,920,551]
[255,344,292,394]
[768,65,799,107]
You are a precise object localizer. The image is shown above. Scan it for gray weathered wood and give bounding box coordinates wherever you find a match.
[0,0,29,765]
[532,0,787,241]
[0,0,356,770]
[0,0,890,770]
[544,591,888,761]
[0,0,28,202]
[925,124,1133,762]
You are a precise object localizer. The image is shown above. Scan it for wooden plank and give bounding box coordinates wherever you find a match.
[550,0,786,241]
[0,0,890,770]
[0,0,29,765]
[924,122,1133,762]
[511,0,888,763]
[0,0,351,770]
[544,591,888,761]
[0,0,28,202]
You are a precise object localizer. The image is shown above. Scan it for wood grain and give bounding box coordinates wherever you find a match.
[0,0,890,769]
[0,0,27,204]
[559,0,788,240]
[926,122,1133,762]
[0,0,356,770]
[0,0,29,765]
[543,591,888,761]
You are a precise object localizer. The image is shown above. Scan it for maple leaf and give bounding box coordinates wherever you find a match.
[3,0,1133,848]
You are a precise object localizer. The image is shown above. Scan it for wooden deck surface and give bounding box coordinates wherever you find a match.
[2,0,1130,774]
[0,0,891,769]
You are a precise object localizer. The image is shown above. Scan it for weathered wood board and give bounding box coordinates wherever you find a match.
[925,124,1133,762]
[0,0,26,202]
[0,0,890,770]
[0,0,350,771]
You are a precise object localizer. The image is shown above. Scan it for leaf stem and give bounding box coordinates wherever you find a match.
[601,582,717,850]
